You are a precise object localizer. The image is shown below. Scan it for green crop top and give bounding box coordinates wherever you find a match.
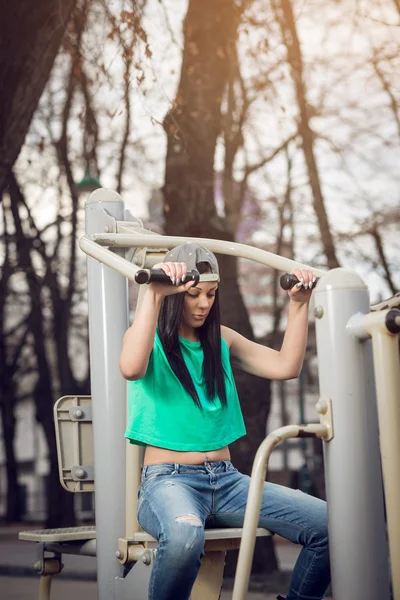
[125,330,246,451]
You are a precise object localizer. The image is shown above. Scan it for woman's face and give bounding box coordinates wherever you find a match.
[182,281,218,329]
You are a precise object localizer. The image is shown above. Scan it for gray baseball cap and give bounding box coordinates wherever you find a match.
[163,242,220,281]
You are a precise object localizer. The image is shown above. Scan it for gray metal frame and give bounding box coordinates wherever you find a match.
[313,270,391,600]
[232,270,394,600]
[85,190,128,597]
[348,307,400,598]
[18,188,400,600]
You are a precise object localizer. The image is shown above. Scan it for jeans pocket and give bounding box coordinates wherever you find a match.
[141,464,176,487]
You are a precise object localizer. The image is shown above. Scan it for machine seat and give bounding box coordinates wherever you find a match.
[19,525,271,544]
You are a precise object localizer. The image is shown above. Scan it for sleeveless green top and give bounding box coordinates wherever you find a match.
[125,331,246,451]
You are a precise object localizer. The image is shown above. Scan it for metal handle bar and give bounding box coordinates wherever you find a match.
[280,273,319,290]
[135,268,200,285]
[85,232,327,277]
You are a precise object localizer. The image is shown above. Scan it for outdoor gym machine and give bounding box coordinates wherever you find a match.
[19,188,399,600]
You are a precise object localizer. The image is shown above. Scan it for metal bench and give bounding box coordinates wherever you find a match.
[19,523,271,600]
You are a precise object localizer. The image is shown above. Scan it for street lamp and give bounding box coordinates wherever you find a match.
[75,171,101,194]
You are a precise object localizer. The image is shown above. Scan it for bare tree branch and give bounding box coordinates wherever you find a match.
[371,51,400,138]
[370,227,397,294]
[244,132,298,177]
[271,0,340,268]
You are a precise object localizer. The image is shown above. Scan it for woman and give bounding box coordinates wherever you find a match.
[119,242,330,600]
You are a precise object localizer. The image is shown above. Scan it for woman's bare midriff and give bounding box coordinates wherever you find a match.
[144,445,231,465]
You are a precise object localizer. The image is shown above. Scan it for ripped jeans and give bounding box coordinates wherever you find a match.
[137,461,330,600]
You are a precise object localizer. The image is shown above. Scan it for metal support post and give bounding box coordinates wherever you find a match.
[314,269,391,600]
[348,308,400,599]
[85,189,128,599]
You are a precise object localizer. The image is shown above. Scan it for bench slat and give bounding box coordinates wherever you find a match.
[19,525,271,544]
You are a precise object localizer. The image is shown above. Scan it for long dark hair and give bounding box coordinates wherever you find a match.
[157,263,227,409]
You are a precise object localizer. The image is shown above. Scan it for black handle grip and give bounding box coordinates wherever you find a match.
[135,268,200,285]
[280,273,318,290]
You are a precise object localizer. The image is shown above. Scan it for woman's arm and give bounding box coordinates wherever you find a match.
[119,288,163,380]
[119,262,194,380]
[222,268,315,380]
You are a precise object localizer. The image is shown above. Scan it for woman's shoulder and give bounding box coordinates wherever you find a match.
[221,325,236,349]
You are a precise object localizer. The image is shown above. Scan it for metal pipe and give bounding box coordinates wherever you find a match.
[314,268,391,600]
[348,309,400,599]
[44,540,97,557]
[125,416,141,538]
[125,285,147,539]
[37,558,61,600]
[232,424,329,600]
[38,575,52,600]
[85,189,128,599]
[79,235,141,282]
[370,328,400,600]
[83,231,327,277]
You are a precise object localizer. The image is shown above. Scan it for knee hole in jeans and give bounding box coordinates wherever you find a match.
[175,514,202,527]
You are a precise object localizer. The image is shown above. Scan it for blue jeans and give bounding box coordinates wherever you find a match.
[137,460,330,600]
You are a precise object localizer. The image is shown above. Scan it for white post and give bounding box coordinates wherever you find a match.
[314,269,390,600]
[85,189,128,599]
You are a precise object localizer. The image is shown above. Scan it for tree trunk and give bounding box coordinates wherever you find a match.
[0,197,24,522]
[0,0,77,196]
[163,0,240,237]
[277,0,340,269]
[163,0,277,576]
[0,389,22,522]
[34,378,75,528]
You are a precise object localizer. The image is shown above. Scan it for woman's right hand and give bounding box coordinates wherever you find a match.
[148,262,195,297]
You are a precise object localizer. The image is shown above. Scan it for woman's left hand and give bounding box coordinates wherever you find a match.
[288,269,317,303]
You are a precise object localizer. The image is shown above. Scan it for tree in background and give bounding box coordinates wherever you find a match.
[162,0,279,573]
[271,0,340,268]
[0,0,398,552]
[0,0,77,197]
[0,0,148,525]
[230,0,399,286]
[0,201,29,522]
